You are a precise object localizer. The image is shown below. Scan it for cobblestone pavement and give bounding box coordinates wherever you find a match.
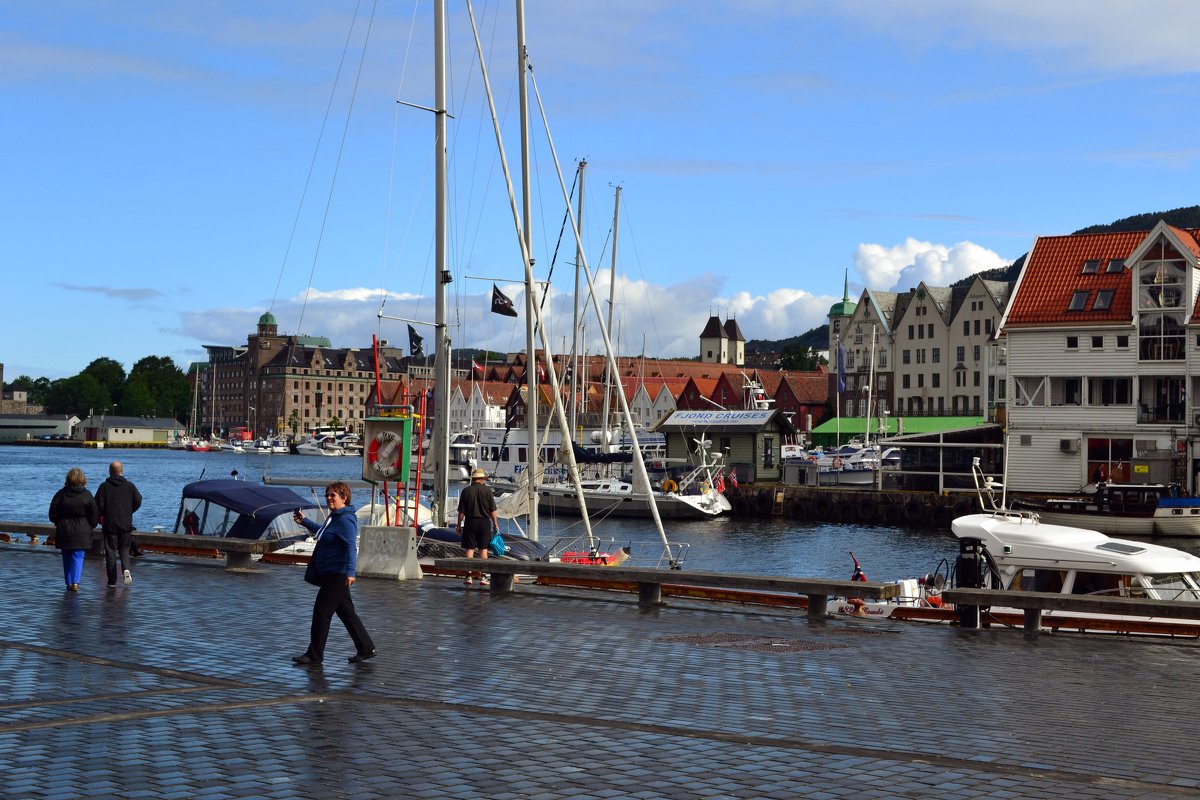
[3,543,1200,799]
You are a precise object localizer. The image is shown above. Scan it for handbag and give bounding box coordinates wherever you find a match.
[488,531,507,557]
[304,559,320,586]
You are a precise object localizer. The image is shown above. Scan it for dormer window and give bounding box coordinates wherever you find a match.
[1094,289,1115,311]
[1068,290,1090,311]
[1082,260,1101,274]
[1106,258,1125,273]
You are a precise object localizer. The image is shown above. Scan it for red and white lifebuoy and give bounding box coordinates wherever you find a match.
[366,430,403,479]
[832,456,844,470]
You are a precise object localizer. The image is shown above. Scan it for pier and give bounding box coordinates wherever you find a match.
[3,540,1200,798]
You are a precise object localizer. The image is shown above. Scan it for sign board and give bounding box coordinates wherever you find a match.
[362,415,415,483]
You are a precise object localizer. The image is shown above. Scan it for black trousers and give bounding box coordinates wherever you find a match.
[103,529,132,585]
[306,573,375,660]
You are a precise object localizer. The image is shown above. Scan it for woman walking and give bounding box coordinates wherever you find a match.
[291,481,376,665]
[48,467,99,591]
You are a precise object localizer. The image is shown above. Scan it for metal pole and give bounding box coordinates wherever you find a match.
[431,0,451,525]
[517,0,538,541]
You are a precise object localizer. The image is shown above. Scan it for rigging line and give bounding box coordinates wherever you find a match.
[296,0,380,336]
[269,0,368,320]
[376,0,423,322]
[613,195,667,358]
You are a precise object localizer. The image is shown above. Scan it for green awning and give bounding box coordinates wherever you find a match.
[809,416,986,447]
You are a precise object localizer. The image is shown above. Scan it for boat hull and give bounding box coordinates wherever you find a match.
[1020,508,1200,538]
[536,486,731,519]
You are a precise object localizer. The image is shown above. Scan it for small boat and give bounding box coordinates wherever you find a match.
[1011,482,1200,538]
[833,459,1200,635]
[295,435,344,456]
[270,437,291,454]
[188,439,212,453]
[172,479,319,539]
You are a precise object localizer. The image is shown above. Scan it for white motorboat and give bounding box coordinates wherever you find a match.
[831,459,1200,635]
[295,435,344,456]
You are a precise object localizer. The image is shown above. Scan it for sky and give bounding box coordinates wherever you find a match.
[8,0,1200,380]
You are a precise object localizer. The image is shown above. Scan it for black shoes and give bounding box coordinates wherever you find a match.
[348,650,377,663]
[292,653,322,665]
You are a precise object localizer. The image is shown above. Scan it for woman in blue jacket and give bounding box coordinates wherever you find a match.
[291,481,376,664]
[49,467,99,591]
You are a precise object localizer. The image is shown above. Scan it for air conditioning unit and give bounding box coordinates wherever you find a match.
[1193,412,1200,426]
[1060,438,1079,453]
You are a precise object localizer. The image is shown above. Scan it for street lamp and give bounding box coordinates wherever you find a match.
[248,405,256,439]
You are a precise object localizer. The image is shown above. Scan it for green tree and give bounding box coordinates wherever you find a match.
[82,358,127,407]
[288,409,301,438]
[120,376,155,416]
[10,375,52,404]
[43,374,110,416]
[128,356,190,421]
[780,345,822,371]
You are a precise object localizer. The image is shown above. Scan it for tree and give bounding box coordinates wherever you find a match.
[43,374,109,416]
[120,376,155,416]
[780,345,822,371]
[82,358,127,407]
[288,409,301,439]
[10,375,52,405]
[128,356,190,421]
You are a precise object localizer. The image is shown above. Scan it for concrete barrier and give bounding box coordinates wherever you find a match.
[357,525,422,580]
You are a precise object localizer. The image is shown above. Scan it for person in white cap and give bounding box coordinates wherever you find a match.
[456,468,498,586]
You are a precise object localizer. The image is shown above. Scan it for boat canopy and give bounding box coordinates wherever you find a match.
[178,480,320,539]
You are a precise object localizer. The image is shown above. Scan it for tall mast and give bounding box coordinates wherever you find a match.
[600,186,620,450]
[516,0,538,540]
[431,0,451,524]
[570,160,586,435]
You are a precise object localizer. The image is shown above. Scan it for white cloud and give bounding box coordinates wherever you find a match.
[853,238,1008,291]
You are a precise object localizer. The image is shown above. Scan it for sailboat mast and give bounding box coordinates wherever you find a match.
[431,0,451,525]
[517,0,538,541]
[569,160,585,435]
[600,186,620,450]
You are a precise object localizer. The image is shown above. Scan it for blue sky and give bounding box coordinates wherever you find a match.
[7,1,1200,380]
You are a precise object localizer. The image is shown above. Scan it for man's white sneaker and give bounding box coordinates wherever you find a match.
[123,569,133,586]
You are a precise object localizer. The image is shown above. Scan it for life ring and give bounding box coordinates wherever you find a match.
[832,456,844,470]
[661,479,678,493]
[699,481,710,493]
[366,430,404,479]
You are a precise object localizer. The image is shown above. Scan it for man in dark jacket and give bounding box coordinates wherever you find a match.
[95,461,142,587]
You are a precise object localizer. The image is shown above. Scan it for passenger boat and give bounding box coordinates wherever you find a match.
[833,459,1200,635]
[1011,482,1200,538]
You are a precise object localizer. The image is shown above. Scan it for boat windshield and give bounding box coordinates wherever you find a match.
[1142,574,1200,602]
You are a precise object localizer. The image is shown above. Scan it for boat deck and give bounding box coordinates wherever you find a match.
[3,542,1200,799]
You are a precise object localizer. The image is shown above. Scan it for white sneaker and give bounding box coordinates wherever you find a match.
[123,569,133,586]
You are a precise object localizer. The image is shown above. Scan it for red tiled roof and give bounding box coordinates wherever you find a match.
[1005,231,1147,327]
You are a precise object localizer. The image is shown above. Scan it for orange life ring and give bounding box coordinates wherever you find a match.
[661,479,678,493]
[366,430,403,479]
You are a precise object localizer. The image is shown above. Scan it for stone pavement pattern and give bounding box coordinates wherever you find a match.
[2,544,1199,799]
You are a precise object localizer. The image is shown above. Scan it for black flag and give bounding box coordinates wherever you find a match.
[491,283,519,317]
[408,324,425,358]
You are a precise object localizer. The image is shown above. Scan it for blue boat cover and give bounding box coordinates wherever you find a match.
[182,480,320,539]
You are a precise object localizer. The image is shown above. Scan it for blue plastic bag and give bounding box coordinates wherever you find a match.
[489,531,507,557]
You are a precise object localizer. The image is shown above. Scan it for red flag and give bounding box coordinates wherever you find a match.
[715,474,725,493]
[729,468,738,489]
[537,363,545,381]
[472,359,483,372]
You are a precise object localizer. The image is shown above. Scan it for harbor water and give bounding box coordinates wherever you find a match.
[10,445,1194,581]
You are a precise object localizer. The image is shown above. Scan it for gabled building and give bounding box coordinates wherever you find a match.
[1001,221,1200,491]
[699,314,745,366]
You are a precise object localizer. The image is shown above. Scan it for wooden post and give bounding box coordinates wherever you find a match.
[807,593,829,619]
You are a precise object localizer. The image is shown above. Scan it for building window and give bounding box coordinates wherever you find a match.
[902,375,910,389]
[1106,258,1125,273]
[956,345,965,362]
[1092,336,1103,349]
[962,320,969,336]
[932,373,940,388]
[902,350,911,365]
[974,371,981,387]
[917,374,924,388]
[985,318,993,334]
[1117,335,1129,348]
[973,345,981,361]
[974,319,980,336]
[932,348,940,363]
[1068,291,1090,311]
[1093,289,1115,311]
[1082,259,1101,274]
[1066,336,1078,349]
[927,323,934,338]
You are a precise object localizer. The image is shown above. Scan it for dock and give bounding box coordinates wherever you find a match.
[2,542,1199,798]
